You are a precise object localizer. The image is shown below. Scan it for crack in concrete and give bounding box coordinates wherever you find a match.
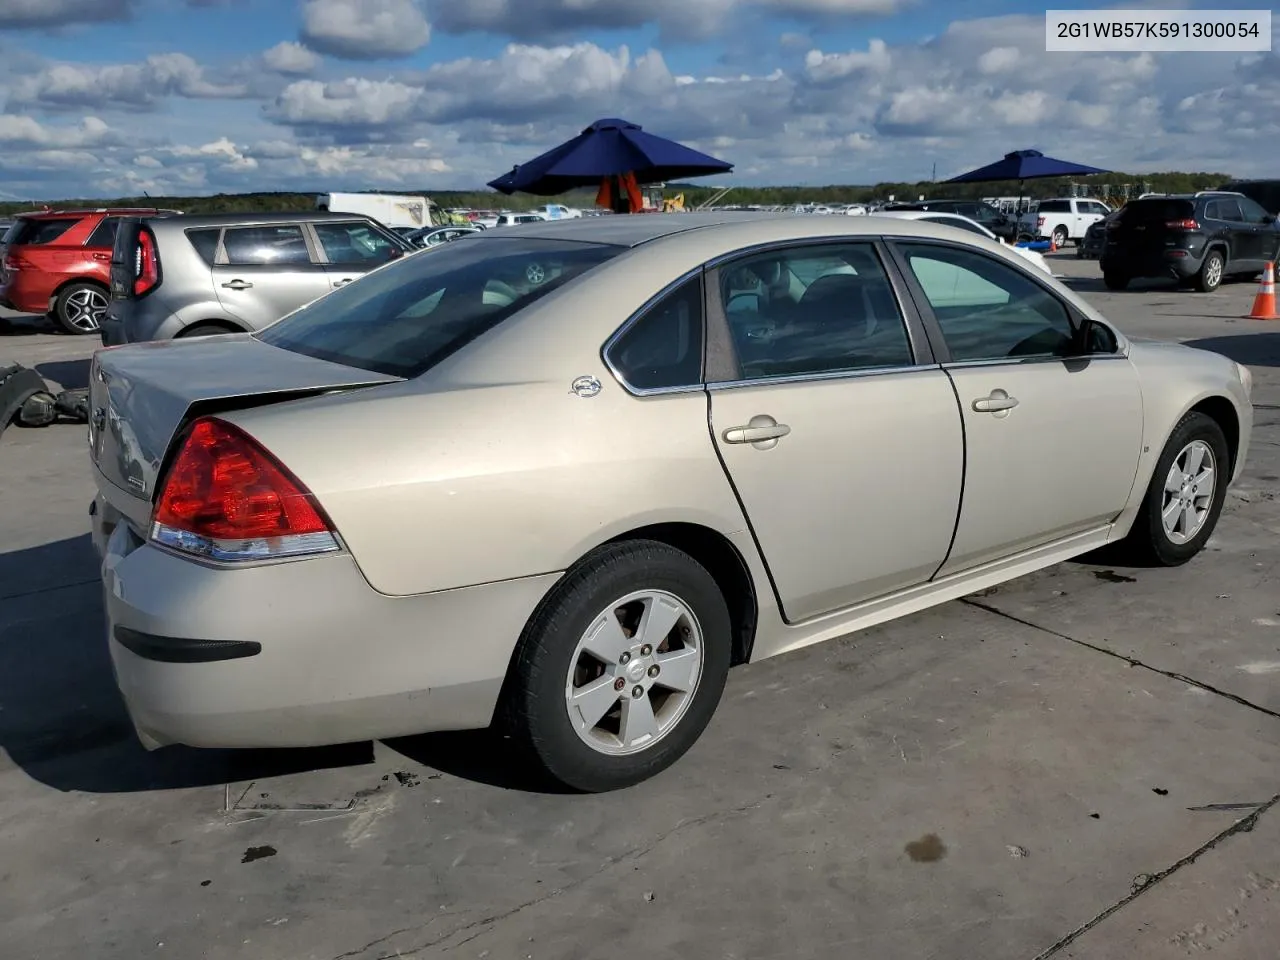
[333,796,773,960]
[962,599,1280,722]
[0,576,99,604]
[1028,793,1280,959]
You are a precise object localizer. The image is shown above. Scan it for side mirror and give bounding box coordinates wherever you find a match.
[1263,214,1276,225]
[388,247,404,260]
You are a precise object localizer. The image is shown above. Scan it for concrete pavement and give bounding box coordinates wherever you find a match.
[1,256,1278,960]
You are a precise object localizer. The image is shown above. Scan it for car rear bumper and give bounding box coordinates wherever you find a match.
[1101,249,1202,280]
[0,279,53,315]
[94,497,561,750]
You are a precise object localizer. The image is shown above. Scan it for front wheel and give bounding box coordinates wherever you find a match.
[1122,412,1229,566]
[503,541,732,792]
[53,282,108,335]
[1195,250,1225,292]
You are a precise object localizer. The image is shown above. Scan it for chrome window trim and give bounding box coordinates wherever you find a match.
[600,265,707,398]
[940,353,1130,371]
[707,362,942,392]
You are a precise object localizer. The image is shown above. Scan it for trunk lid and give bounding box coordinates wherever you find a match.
[89,335,400,503]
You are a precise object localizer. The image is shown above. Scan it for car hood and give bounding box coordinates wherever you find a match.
[89,334,400,503]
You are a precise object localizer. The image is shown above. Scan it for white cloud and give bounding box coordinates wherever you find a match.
[300,0,431,60]
[7,53,249,110]
[0,114,113,148]
[262,41,321,76]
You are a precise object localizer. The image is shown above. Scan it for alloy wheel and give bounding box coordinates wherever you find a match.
[62,286,108,333]
[564,589,704,756]
[1161,439,1216,545]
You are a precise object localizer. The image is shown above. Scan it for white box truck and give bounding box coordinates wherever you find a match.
[316,193,432,230]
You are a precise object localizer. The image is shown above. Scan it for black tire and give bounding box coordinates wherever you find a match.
[1122,412,1230,566]
[1052,225,1068,249]
[1195,250,1225,293]
[503,540,732,792]
[177,321,239,338]
[1103,271,1130,291]
[53,282,108,335]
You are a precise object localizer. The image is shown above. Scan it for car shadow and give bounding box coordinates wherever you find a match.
[0,535,375,794]
[384,730,577,795]
[1183,333,1280,368]
[35,359,91,390]
[0,313,54,336]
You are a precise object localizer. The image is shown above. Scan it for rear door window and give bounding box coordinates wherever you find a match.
[257,237,623,378]
[222,225,312,265]
[85,217,120,249]
[1215,199,1245,223]
[1037,200,1069,214]
[311,221,400,265]
[1237,197,1272,224]
[10,217,79,245]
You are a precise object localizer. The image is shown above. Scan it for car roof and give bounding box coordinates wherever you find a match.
[488,211,789,247]
[16,207,169,220]
[144,211,381,227]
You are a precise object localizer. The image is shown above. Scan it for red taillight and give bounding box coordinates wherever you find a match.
[151,418,338,562]
[1165,219,1199,230]
[1036,215,1045,227]
[134,229,159,296]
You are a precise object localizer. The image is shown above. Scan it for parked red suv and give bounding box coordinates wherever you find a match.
[0,208,178,334]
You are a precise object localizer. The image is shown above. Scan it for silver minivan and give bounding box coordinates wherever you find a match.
[101,212,411,345]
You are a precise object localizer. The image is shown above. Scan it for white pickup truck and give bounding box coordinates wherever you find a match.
[1020,197,1112,247]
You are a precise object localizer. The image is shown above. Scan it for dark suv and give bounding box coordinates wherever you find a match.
[1100,191,1280,292]
[883,199,1018,241]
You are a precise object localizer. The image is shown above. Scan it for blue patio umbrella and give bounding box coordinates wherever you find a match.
[946,149,1109,184]
[488,118,733,197]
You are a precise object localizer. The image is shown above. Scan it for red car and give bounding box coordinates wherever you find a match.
[1,208,176,335]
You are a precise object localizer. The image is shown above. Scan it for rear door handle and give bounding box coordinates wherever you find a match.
[972,390,1019,414]
[723,415,791,447]
[333,278,356,287]
[221,279,253,290]
[92,252,111,261]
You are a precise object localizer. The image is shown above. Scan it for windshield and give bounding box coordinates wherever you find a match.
[257,237,624,378]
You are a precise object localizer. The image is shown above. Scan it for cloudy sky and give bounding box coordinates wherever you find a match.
[0,0,1274,199]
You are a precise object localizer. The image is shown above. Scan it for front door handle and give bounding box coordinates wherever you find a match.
[333,278,356,287]
[221,279,253,290]
[972,390,1019,415]
[92,252,111,262]
[723,415,791,448]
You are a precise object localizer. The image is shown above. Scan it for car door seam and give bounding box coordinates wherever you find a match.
[702,387,793,625]
[932,369,968,581]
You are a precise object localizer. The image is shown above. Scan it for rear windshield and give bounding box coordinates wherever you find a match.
[8,217,79,246]
[257,237,624,378]
[1119,199,1195,221]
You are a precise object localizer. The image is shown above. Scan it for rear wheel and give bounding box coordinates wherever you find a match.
[1122,412,1229,566]
[53,282,108,335]
[1103,271,1130,291]
[177,321,239,338]
[1052,225,1068,249]
[503,541,732,792]
[1195,250,1225,292]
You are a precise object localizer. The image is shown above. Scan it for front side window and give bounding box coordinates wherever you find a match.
[606,275,704,390]
[313,221,399,264]
[716,243,914,381]
[898,242,1075,362]
[223,225,311,265]
[258,237,623,378]
[1237,196,1273,223]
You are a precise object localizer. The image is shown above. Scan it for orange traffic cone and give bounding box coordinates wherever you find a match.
[1246,261,1278,320]
[1049,235,1057,253]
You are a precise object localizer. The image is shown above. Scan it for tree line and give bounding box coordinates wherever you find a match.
[0,171,1236,218]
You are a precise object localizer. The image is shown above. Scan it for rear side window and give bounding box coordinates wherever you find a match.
[9,217,79,245]
[312,221,399,265]
[257,237,624,378]
[606,275,704,390]
[1120,199,1195,221]
[223,225,311,265]
[186,228,220,265]
[922,215,986,237]
[85,217,120,249]
[1037,200,1069,213]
